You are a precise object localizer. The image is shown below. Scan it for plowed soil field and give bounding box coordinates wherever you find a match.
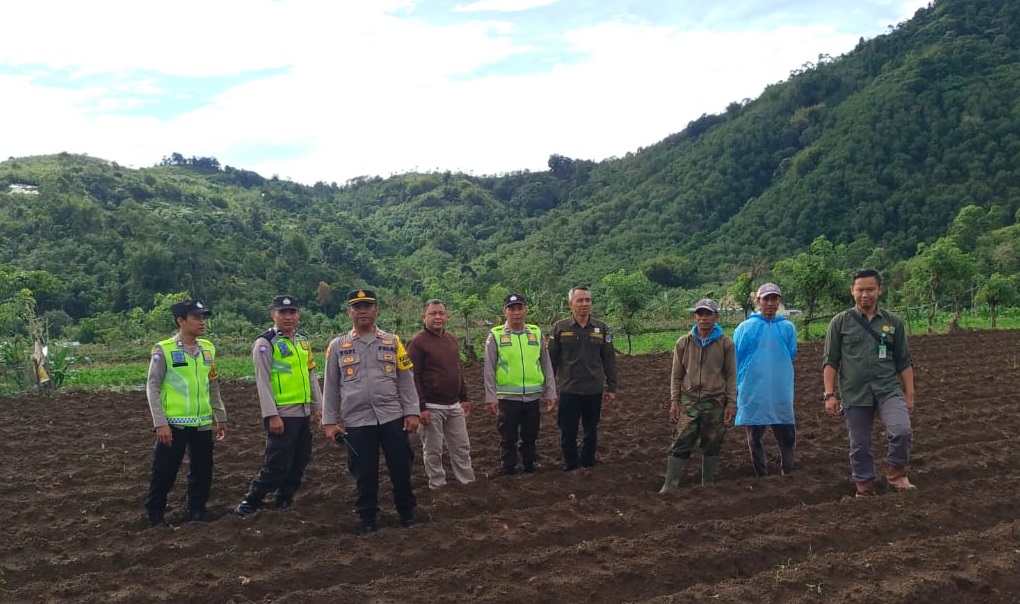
[3,330,1020,603]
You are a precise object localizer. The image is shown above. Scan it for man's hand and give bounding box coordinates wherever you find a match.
[460,401,471,416]
[487,402,498,416]
[215,422,227,442]
[669,401,680,422]
[267,415,284,435]
[603,392,616,406]
[323,423,343,442]
[314,409,323,425]
[544,398,557,412]
[724,405,736,424]
[824,397,840,416]
[403,415,420,432]
[154,425,172,446]
[419,410,432,426]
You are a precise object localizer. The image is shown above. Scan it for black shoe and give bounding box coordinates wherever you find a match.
[233,499,260,518]
[186,508,207,522]
[580,459,596,469]
[275,497,293,511]
[494,467,517,477]
[562,463,579,472]
[147,514,170,528]
[400,515,415,529]
[359,518,377,535]
[522,464,537,474]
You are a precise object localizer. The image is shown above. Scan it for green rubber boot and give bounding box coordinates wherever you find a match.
[658,456,687,493]
[702,455,721,485]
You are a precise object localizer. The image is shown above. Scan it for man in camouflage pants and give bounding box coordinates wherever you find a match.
[659,299,737,492]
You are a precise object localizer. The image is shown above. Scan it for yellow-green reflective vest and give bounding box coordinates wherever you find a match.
[492,324,545,397]
[158,337,215,427]
[261,328,315,406]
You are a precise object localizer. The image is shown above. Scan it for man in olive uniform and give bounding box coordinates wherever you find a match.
[322,289,420,534]
[234,295,323,517]
[548,286,618,472]
[145,299,228,527]
[823,269,916,497]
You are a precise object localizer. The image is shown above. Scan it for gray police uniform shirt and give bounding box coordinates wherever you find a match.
[322,328,419,428]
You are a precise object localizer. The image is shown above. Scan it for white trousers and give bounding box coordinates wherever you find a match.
[417,405,475,488]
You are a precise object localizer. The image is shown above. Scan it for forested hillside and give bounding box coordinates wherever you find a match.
[2,0,1019,336]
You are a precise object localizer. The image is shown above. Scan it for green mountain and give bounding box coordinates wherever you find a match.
[2,0,1018,325]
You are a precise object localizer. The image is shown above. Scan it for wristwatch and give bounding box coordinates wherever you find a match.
[821,392,837,401]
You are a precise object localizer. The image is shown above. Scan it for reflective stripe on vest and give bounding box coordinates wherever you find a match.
[158,337,215,428]
[492,324,545,397]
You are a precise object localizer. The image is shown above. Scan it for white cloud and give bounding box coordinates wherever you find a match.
[455,0,562,13]
[0,0,932,183]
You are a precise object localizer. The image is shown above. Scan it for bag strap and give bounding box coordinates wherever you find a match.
[849,311,883,343]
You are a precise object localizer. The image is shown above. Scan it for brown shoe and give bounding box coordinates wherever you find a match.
[885,463,917,491]
[855,479,877,498]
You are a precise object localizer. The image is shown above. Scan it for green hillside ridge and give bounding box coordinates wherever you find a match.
[2,0,1019,339]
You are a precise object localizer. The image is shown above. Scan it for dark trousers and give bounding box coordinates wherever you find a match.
[345,418,416,521]
[145,426,214,517]
[497,399,541,471]
[558,392,603,468]
[744,424,797,476]
[247,416,312,502]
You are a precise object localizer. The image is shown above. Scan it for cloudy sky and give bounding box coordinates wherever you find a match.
[1,0,929,185]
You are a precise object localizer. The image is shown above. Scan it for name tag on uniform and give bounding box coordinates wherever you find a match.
[878,343,887,359]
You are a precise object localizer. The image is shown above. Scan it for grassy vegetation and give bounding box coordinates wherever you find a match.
[5,307,1018,395]
[623,307,1020,355]
[63,354,329,391]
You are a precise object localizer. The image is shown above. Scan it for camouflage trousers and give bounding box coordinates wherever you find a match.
[669,395,727,458]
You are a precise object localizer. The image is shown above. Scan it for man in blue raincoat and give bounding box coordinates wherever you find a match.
[733,283,797,477]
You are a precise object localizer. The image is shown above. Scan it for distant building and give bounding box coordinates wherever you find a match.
[8,183,39,195]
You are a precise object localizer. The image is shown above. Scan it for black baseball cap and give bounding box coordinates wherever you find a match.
[504,293,527,308]
[272,295,300,310]
[171,299,212,318]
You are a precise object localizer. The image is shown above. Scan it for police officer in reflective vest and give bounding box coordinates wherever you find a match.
[484,293,557,476]
[145,299,227,527]
[234,295,322,517]
[322,289,420,534]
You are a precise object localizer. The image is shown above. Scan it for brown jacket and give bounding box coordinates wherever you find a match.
[670,329,736,406]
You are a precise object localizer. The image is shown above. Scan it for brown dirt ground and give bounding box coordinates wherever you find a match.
[2,330,1020,604]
